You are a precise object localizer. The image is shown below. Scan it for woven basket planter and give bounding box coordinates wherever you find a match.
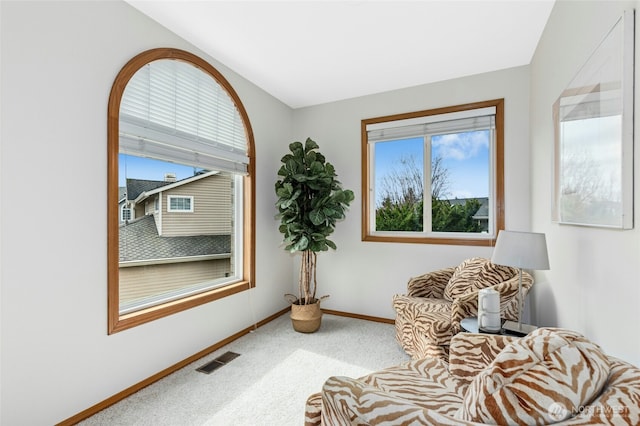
[290,299,323,333]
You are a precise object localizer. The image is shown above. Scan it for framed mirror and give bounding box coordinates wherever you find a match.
[553,10,634,229]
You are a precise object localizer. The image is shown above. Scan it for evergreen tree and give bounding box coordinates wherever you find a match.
[375,155,482,233]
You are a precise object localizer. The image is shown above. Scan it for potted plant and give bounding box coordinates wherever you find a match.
[275,137,354,333]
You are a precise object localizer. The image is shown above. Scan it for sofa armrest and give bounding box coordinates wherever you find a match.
[448,332,517,387]
[407,266,455,298]
[449,272,534,330]
[450,291,481,329]
[321,375,483,426]
[492,271,534,321]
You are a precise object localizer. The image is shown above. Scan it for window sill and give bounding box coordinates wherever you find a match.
[108,280,252,334]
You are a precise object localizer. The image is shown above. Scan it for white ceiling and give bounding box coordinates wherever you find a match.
[127,0,555,109]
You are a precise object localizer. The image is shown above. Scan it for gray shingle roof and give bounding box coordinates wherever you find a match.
[446,197,489,219]
[472,200,489,220]
[119,215,230,262]
[125,178,172,201]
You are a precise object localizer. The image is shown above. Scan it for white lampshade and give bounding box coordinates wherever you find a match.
[491,230,550,270]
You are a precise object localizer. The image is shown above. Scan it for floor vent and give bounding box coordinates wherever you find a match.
[196,351,241,374]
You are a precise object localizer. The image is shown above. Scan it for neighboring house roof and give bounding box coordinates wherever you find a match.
[446,197,489,220]
[129,170,219,204]
[119,215,230,262]
[473,199,489,219]
[472,198,489,220]
[125,178,172,201]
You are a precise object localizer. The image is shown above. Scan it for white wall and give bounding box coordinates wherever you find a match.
[530,0,640,365]
[292,66,532,319]
[0,1,293,424]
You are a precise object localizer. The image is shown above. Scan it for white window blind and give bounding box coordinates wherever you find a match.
[120,59,249,174]
[367,106,496,142]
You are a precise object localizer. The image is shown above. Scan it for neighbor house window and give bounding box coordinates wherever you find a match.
[108,48,255,334]
[121,205,132,222]
[362,99,504,246]
[167,195,194,212]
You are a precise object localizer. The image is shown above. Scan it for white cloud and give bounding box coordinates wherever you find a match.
[432,131,489,161]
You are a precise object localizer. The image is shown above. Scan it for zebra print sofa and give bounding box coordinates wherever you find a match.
[393,257,533,360]
[305,328,640,425]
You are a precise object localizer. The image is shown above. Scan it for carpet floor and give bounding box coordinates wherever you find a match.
[78,313,409,425]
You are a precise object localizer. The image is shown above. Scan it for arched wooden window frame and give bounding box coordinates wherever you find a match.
[107,48,255,334]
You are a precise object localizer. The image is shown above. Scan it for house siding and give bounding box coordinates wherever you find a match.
[160,174,232,237]
[119,258,231,303]
[134,203,145,220]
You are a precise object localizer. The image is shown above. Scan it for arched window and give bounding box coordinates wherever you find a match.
[108,48,255,334]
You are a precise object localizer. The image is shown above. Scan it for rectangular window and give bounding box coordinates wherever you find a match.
[167,195,194,212]
[362,99,504,246]
[121,206,132,222]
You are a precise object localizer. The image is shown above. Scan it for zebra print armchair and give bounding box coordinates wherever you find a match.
[392,257,533,360]
[306,328,640,425]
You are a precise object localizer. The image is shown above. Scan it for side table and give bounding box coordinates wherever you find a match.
[460,317,537,337]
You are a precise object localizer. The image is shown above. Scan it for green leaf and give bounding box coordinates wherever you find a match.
[310,161,324,175]
[309,209,325,226]
[325,239,337,250]
[311,195,329,209]
[275,183,293,198]
[323,207,338,217]
[325,162,335,175]
[344,189,355,203]
[280,198,294,209]
[289,141,303,155]
[304,137,319,152]
[331,189,354,206]
[305,151,316,164]
[280,153,294,164]
[291,235,309,252]
[277,164,289,176]
[286,158,299,174]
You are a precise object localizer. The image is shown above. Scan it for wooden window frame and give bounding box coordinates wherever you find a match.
[107,48,255,334]
[361,99,504,246]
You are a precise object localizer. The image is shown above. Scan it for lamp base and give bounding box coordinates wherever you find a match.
[502,320,537,337]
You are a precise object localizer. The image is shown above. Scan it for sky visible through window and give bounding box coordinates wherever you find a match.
[119,154,203,186]
[374,131,489,205]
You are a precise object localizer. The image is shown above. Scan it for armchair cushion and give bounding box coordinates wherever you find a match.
[448,333,517,391]
[407,266,456,298]
[458,328,611,425]
[444,257,517,302]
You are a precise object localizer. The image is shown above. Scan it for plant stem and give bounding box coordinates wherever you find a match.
[299,251,306,303]
[311,251,317,301]
[299,250,318,305]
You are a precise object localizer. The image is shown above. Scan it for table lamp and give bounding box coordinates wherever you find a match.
[491,230,549,335]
